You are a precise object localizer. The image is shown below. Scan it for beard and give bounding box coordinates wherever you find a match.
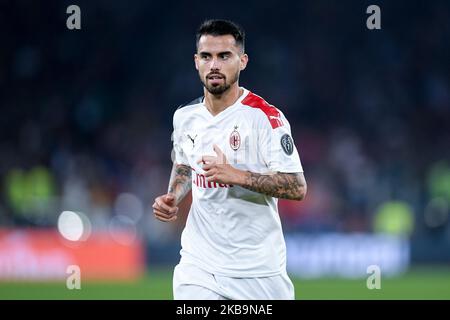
[200,70,240,95]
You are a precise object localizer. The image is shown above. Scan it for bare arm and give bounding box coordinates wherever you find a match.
[240,171,307,201]
[201,145,307,201]
[167,162,192,204]
[153,162,192,222]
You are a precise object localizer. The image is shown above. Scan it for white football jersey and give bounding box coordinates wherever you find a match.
[172,87,303,277]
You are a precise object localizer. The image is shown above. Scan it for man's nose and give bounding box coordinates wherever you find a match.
[210,58,221,70]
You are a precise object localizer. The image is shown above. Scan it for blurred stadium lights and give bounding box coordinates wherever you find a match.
[5,166,57,225]
[0,228,145,280]
[424,197,449,229]
[373,201,414,236]
[108,214,137,246]
[286,233,410,279]
[427,161,450,201]
[57,210,91,242]
[113,192,144,223]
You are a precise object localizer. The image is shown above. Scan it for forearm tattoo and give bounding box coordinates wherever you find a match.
[242,172,306,200]
[168,163,192,203]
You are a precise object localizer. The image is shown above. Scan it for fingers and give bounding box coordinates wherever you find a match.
[152,194,179,222]
[203,168,219,182]
[197,145,227,166]
[154,208,178,222]
[197,155,216,165]
[204,168,215,177]
[152,204,178,221]
[153,197,178,215]
[202,163,214,171]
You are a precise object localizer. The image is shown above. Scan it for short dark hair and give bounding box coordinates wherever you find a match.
[196,19,245,52]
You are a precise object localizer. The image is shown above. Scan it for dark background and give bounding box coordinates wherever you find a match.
[0,0,449,266]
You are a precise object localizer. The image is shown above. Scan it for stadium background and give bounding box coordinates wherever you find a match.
[1,0,449,299]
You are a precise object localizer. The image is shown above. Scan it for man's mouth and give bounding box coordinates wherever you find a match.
[207,74,225,86]
[207,74,224,80]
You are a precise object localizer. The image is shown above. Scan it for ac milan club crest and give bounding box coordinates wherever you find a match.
[229,125,241,151]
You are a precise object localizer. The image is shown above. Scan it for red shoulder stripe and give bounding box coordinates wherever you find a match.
[242,92,284,129]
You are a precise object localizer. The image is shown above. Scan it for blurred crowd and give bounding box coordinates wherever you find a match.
[0,1,449,255]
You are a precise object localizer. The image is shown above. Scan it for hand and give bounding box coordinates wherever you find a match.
[197,144,245,185]
[152,193,179,222]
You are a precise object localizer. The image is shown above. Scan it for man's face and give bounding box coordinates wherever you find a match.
[195,35,248,95]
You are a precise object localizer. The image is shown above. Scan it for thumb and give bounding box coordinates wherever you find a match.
[213,144,226,164]
[165,193,176,203]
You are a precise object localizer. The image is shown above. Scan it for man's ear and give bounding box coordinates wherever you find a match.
[240,53,248,71]
[194,54,199,70]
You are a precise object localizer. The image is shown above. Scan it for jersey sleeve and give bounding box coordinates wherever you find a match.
[171,110,190,166]
[257,110,303,173]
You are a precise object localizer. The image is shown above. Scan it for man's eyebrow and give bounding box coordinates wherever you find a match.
[198,51,233,56]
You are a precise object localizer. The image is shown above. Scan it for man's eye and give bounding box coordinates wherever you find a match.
[221,54,230,60]
[201,55,210,60]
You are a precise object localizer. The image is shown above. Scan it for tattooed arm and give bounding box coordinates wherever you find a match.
[240,171,307,201]
[201,145,306,201]
[152,162,191,222]
[167,162,192,204]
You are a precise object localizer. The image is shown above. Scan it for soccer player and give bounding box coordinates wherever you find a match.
[152,19,307,300]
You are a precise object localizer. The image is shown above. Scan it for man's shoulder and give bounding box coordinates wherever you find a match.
[241,90,284,129]
[176,96,204,112]
[173,96,204,126]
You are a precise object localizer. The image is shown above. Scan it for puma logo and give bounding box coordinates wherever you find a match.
[187,134,197,147]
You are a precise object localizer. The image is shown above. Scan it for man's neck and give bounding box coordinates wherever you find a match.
[204,84,243,116]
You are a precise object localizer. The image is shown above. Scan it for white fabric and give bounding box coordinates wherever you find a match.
[172,87,303,277]
[173,263,295,300]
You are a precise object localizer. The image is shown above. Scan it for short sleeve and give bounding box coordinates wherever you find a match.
[171,111,190,166]
[258,110,303,173]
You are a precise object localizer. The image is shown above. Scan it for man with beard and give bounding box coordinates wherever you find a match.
[152,19,307,300]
